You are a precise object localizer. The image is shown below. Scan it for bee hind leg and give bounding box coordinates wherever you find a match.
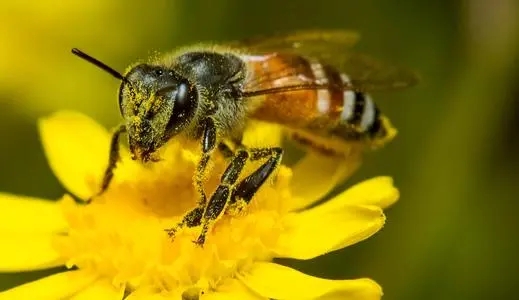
[164,148,249,243]
[229,147,283,207]
[165,122,244,232]
[192,146,283,246]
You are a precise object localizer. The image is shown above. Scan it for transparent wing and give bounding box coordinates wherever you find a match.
[228,29,361,59]
[228,30,419,95]
[338,52,420,91]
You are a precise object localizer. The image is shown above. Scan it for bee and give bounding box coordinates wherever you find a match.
[71,30,418,245]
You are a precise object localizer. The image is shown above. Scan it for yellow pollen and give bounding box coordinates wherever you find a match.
[52,139,294,294]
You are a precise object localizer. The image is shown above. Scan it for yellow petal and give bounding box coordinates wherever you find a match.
[204,279,267,300]
[289,152,361,212]
[273,205,384,260]
[0,233,65,272]
[242,120,283,148]
[38,110,112,200]
[125,294,167,300]
[125,288,174,300]
[70,279,124,300]
[239,262,382,300]
[312,177,399,214]
[126,281,266,300]
[0,192,67,233]
[313,288,382,300]
[0,270,97,300]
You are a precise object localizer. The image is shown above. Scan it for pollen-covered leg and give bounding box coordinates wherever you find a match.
[191,149,249,245]
[165,148,250,240]
[194,147,283,246]
[164,118,218,237]
[88,124,126,202]
[165,146,283,245]
[229,147,283,207]
[194,118,218,207]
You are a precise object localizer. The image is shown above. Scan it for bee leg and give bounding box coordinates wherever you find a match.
[193,147,283,246]
[87,124,126,203]
[228,147,283,207]
[194,117,218,207]
[164,118,217,237]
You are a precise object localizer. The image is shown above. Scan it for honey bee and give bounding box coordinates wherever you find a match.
[72,30,418,245]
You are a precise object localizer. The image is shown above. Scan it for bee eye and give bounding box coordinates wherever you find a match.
[173,82,196,118]
[164,81,198,133]
[175,83,189,108]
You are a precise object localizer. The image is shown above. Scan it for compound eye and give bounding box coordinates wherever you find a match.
[164,81,198,132]
[175,82,191,114]
[173,81,197,119]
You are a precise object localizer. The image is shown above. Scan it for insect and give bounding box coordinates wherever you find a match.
[71,30,418,246]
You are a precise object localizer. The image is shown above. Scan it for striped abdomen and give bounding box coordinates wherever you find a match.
[241,52,396,154]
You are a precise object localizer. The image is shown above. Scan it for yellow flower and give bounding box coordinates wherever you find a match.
[0,111,399,299]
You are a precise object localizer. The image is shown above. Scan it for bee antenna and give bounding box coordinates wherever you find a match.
[71,48,125,81]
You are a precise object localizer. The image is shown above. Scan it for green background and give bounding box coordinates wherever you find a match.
[1,1,518,299]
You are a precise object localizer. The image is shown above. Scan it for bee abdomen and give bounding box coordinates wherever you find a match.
[333,72,384,135]
[367,105,383,137]
[340,90,378,133]
[332,80,394,149]
[308,62,392,145]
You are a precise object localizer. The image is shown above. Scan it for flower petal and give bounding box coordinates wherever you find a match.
[38,111,112,200]
[70,279,124,300]
[272,205,384,260]
[239,262,382,300]
[205,279,267,300]
[311,177,400,214]
[124,290,155,300]
[0,233,65,272]
[125,288,175,300]
[289,152,362,212]
[0,270,97,300]
[0,193,67,233]
[313,287,382,300]
[242,120,283,148]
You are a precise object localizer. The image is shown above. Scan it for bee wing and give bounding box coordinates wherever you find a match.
[336,52,420,91]
[229,29,361,58]
[229,30,419,95]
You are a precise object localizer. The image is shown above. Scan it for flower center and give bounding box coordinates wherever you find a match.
[53,140,294,294]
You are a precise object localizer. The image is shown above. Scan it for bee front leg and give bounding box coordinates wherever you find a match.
[195,117,218,207]
[164,117,218,237]
[193,146,283,246]
[88,124,126,203]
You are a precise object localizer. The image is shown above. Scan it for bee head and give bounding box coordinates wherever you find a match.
[117,64,199,161]
[71,48,199,162]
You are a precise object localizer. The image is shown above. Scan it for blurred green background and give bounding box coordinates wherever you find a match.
[1,0,518,299]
